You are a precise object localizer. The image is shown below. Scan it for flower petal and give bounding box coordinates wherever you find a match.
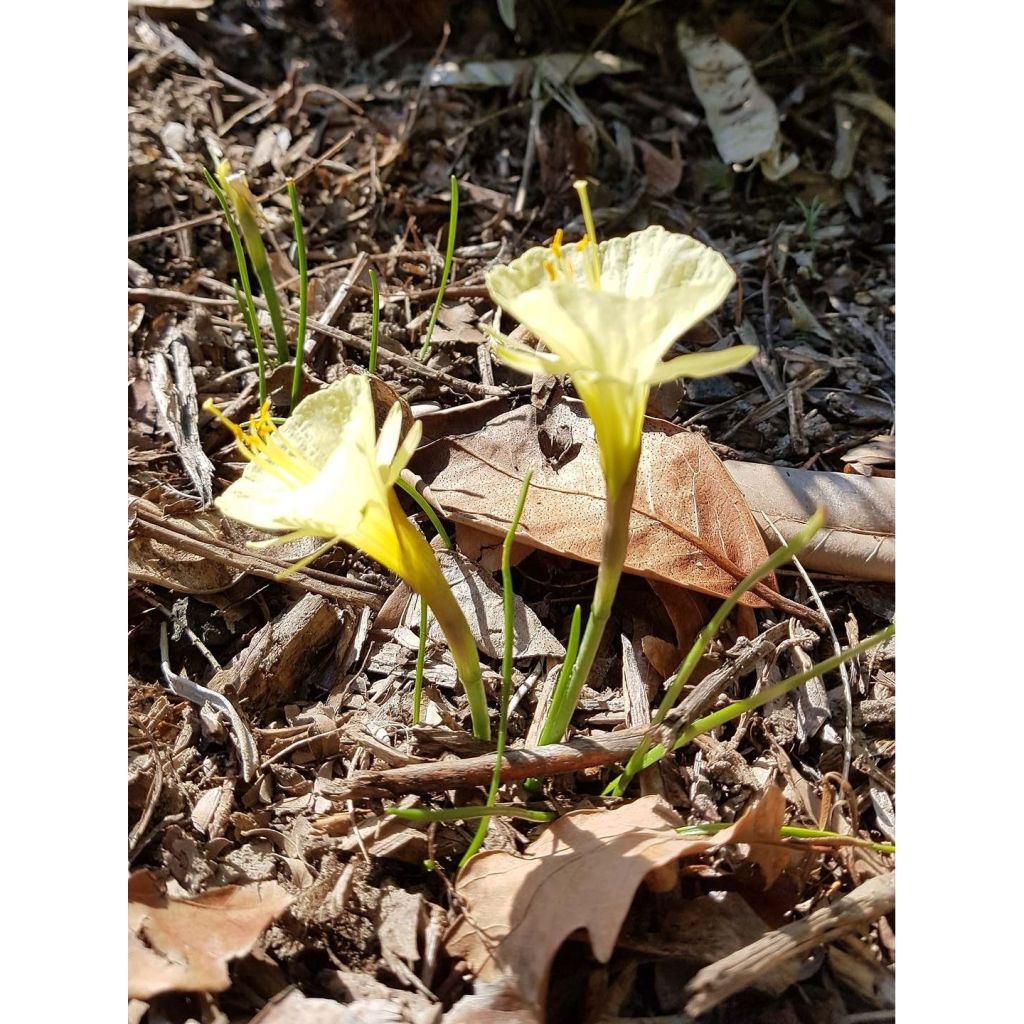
[215,376,379,539]
[649,344,757,384]
[485,226,737,377]
[481,324,569,377]
[384,418,423,489]
[376,400,404,470]
[596,225,734,300]
[484,274,603,371]
[277,375,371,471]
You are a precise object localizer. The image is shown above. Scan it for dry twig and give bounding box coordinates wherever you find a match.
[685,871,895,1015]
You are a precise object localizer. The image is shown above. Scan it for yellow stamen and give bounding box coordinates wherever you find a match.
[576,236,590,252]
[248,399,276,442]
[551,228,564,259]
[204,398,317,487]
[543,259,557,282]
[203,398,248,447]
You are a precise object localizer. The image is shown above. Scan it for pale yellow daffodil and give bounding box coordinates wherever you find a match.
[486,218,754,496]
[205,376,490,739]
[485,188,756,745]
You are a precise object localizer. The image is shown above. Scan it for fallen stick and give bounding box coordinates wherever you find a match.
[130,497,383,609]
[684,871,895,1016]
[322,628,887,801]
[319,725,665,801]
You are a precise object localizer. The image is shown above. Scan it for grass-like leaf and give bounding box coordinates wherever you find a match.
[462,468,534,865]
[203,167,267,404]
[418,174,459,361]
[368,267,381,374]
[287,179,308,413]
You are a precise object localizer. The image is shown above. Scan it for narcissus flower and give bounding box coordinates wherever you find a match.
[205,376,490,738]
[485,183,756,746]
[485,187,755,496]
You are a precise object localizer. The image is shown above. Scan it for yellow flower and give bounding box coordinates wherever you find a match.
[205,376,490,738]
[485,194,755,495]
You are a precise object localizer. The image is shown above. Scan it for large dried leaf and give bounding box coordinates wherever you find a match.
[128,506,241,594]
[374,549,564,662]
[414,400,776,607]
[128,870,292,999]
[676,22,798,181]
[446,790,785,1011]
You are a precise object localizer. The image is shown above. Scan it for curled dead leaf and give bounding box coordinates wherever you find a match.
[445,789,786,1013]
[724,460,894,582]
[677,22,799,180]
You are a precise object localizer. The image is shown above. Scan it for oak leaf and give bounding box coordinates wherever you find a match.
[414,400,777,607]
[128,870,292,999]
[445,790,785,1013]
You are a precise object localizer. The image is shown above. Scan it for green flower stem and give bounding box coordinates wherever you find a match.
[390,495,489,740]
[524,603,581,794]
[287,179,308,413]
[368,268,381,374]
[203,168,267,404]
[231,187,289,365]
[608,509,826,796]
[418,174,459,361]
[607,625,894,789]
[463,470,534,865]
[387,803,555,824]
[394,476,453,730]
[539,462,638,745]
[413,597,428,726]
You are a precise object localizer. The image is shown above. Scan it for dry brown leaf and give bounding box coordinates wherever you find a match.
[428,52,641,90]
[442,979,541,1023]
[676,22,799,180]
[128,870,292,999]
[454,523,532,572]
[411,550,565,660]
[252,988,414,1023]
[252,987,433,1023]
[414,400,776,607]
[445,790,785,1012]
[841,434,895,476]
[635,136,684,197]
[724,460,894,582]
